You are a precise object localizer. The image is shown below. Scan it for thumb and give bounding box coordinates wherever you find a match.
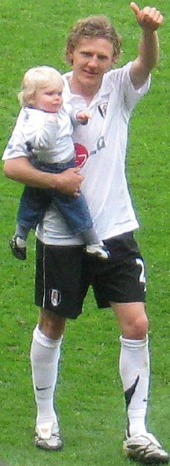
[130,2,140,16]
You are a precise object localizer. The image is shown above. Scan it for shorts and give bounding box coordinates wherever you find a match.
[35,232,146,319]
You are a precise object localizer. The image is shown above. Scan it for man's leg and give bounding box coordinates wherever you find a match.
[33,239,87,449]
[30,309,66,450]
[112,302,169,463]
[114,302,149,436]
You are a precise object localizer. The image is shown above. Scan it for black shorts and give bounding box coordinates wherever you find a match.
[35,232,146,319]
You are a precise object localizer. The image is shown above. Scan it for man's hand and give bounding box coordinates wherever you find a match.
[130,3,163,31]
[56,167,84,196]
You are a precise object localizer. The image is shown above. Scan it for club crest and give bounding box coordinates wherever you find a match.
[50,289,61,307]
[98,102,108,118]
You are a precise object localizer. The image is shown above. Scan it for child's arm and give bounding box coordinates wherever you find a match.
[67,103,91,127]
[26,113,58,151]
[76,110,92,126]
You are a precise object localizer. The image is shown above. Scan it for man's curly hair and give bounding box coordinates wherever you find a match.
[65,15,121,64]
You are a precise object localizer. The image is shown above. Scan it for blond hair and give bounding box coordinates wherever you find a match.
[66,15,121,64]
[18,66,63,107]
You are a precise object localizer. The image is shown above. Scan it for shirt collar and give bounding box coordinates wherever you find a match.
[63,70,114,103]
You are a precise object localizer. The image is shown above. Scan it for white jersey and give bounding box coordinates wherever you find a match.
[3,62,150,245]
[2,106,75,164]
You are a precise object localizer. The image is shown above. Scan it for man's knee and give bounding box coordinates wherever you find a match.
[113,302,149,339]
[38,308,67,339]
[131,313,149,338]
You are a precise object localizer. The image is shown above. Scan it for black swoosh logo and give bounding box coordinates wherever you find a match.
[36,385,51,391]
[125,375,140,408]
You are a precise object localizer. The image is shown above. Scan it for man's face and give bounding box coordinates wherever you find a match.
[68,37,115,93]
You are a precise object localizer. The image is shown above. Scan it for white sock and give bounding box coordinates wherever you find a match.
[119,335,150,437]
[30,325,63,427]
[16,237,26,248]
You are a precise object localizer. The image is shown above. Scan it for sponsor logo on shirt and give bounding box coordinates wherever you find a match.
[74,143,89,168]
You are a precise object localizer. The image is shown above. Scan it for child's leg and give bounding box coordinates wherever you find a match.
[10,186,51,260]
[51,189,110,259]
[40,159,110,259]
[81,226,99,244]
[16,186,51,236]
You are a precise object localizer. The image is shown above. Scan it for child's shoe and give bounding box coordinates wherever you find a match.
[9,235,26,260]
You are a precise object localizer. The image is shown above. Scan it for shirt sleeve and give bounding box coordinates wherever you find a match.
[2,111,59,161]
[107,62,151,113]
[121,61,151,111]
[2,110,28,161]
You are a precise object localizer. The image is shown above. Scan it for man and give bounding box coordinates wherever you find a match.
[3,2,169,463]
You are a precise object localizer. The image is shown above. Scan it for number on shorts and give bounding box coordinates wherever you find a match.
[136,258,146,285]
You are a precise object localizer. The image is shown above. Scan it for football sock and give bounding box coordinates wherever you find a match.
[15,223,29,241]
[30,325,62,427]
[119,335,149,437]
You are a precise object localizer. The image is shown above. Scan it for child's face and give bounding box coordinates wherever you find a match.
[32,82,63,113]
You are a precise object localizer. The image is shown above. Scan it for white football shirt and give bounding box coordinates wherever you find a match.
[2,106,75,163]
[36,62,150,245]
[3,62,150,245]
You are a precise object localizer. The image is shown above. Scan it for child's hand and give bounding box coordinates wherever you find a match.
[76,111,92,125]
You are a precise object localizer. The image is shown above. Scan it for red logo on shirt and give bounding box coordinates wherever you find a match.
[74,143,89,168]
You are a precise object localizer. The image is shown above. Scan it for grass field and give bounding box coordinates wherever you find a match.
[0,0,170,465]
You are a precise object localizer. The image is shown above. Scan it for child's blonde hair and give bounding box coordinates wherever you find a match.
[18,65,63,107]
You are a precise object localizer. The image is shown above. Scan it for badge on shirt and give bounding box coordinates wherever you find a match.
[50,289,61,307]
[98,102,108,118]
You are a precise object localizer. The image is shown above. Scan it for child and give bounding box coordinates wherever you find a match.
[3,66,110,260]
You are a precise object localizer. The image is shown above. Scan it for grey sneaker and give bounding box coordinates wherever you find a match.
[86,243,110,260]
[123,432,169,463]
[9,235,26,260]
[35,422,63,451]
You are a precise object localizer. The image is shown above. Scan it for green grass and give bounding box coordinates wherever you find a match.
[0,0,170,465]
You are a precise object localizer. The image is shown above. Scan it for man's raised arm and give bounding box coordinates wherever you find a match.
[129,2,163,89]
